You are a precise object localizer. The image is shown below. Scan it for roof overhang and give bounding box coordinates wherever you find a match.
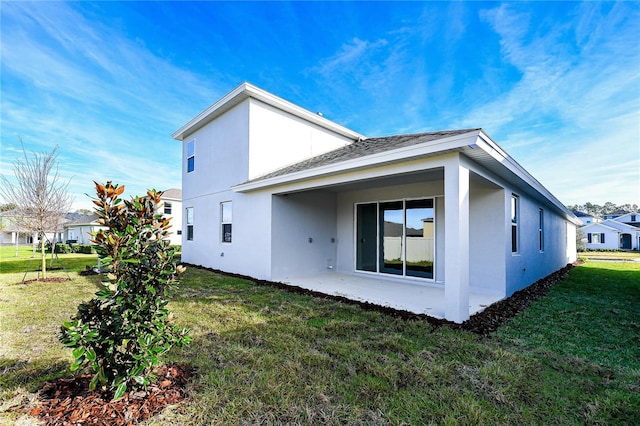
[232,129,581,225]
[172,82,365,142]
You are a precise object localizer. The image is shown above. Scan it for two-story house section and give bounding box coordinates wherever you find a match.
[173,82,580,323]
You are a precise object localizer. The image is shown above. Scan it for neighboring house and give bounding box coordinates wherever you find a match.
[0,209,58,246]
[173,82,580,323]
[159,188,183,246]
[581,217,640,251]
[611,212,640,228]
[572,211,600,225]
[63,214,104,244]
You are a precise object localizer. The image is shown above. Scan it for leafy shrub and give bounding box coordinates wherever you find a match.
[73,244,96,254]
[47,242,72,254]
[60,181,191,399]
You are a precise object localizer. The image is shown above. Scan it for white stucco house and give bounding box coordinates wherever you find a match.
[173,82,580,323]
[581,216,640,251]
[159,188,183,246]
[64,214,103,244]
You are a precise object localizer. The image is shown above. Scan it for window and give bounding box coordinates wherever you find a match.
[177,230,182,235]
[164,202,172,215]
[186,207,193,241]
[632,215,637,222]
[588,233,605,244]
[186,139,195,173]
[539,208,544,252]
[511,195,519,253]
[356,198,435,279]
[221,201,232,243]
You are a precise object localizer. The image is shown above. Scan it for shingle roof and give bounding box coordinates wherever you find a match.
[250,129,480,182]
[161,188,182,200]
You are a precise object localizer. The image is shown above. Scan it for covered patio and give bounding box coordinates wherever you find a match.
[283,273,503,319]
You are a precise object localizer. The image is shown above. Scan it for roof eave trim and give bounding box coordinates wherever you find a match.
[475,131,581,225]
[231,130,482,192]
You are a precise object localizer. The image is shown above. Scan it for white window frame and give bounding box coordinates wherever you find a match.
[539,208,544,252]
[186,207,193,241]
[164,202,172,215]
[221,201,232,243]
[186,139,195,173]
[511,194,519,254]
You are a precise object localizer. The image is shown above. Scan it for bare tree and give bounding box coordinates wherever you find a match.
[0,140,73,278]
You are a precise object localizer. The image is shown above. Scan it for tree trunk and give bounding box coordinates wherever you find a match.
[41,233,47,279]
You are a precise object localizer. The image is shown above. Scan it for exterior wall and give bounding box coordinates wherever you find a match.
[181,190,273,280]
[65,225,101,244]
[160,199,183,246]
[504,189,576,296]
[271,191,338,280]
[468,179,506,295]
[247,98,353,180]
[180,97,356,273]
[180,100,251,269]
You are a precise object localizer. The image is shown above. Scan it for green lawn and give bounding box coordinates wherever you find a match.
[0,245,99,275]
[578,250,640,260]
[1,260,638,425]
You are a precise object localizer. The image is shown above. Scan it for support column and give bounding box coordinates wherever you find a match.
[444,155,470,323]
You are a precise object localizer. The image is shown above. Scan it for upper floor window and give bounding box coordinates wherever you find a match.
[187,139,195,173]
[511,194,519,253]
[221,201,232,243]
[186,207,193,241]
[164,202,172,215]
[632,214,637,222]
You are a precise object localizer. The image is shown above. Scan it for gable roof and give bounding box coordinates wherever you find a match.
[172,82,365,142]
[253,129,480,181]
[612,212,639,223]
[64,214,100,227]
[581,219,640,233]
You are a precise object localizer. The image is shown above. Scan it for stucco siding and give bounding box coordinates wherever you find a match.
[248,99,353,180]
[504,190,575,296]
[181,191,272,279]
[182,100,250,202]
[468,179,506,295]
[271,191,338,280]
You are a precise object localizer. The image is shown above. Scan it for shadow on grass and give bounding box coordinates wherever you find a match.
[0,357,70,394]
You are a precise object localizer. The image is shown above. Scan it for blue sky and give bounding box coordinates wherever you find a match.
[1,1,638,210]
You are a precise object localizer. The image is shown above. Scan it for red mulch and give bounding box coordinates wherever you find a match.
[22,277,71,284]
[27,364,193,425]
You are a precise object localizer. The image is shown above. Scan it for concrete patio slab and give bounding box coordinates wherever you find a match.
[282,272,503,319]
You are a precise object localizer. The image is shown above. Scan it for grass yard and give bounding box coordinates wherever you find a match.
[0,245,100,276]
[1,260,638,425]
[578,250,640,261]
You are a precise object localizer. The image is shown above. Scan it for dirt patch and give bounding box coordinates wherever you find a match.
[25,364,192,425]
[184,262,577,336]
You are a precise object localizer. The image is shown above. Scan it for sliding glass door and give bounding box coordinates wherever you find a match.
[356,199,435,279]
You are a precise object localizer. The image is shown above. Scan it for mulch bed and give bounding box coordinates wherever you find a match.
[22,277,71,284]
[26,364,193,425]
